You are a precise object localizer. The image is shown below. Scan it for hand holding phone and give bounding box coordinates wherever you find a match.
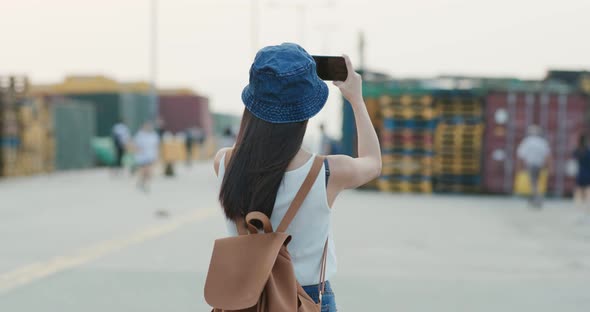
[312,56,348,81]
[331,55,363,105]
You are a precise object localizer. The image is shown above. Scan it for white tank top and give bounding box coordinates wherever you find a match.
[218,153,337,286]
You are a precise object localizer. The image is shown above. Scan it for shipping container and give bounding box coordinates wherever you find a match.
[65,93,119,136]
[341,98,356,157]
[159,94,212,135]
[545,70,590,90]
[212,112,241,137]
[51,99,96,170]
[120,92,157,133]
[66,92,156,137]
[482,91,588,196]
[32,76,157,137]
[32,76,151,95]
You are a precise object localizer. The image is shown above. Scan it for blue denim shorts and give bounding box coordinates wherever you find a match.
[302,281,337,312]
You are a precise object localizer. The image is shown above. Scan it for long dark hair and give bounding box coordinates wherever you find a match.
[219,109,308,221]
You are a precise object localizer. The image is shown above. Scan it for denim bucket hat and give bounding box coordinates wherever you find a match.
[242,43,329,123]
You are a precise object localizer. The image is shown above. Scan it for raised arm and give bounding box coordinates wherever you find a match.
[328,55,382,193]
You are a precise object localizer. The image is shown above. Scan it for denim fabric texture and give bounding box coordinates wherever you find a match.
[242,43,329,123]
[302,281,337,312]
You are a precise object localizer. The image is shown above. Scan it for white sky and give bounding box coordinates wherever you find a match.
[2,0,590,138]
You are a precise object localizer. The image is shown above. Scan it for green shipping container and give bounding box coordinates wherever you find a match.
[67,93,118,137]
[52,100,96,170]
[120,92,157,133]
[212,112,241,137]
[67,92,156,137]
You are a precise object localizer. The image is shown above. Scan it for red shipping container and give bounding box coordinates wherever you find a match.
[483,92,588,196]
[158,94,212,136]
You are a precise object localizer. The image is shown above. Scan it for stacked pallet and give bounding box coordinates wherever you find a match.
[161,134,187,163]
[1,77,55,177]
[434,123,484,192]
[437,96,483,122]
[16,97,55,175]
[377,94,437,193]
[159,133,217,163]
[433,91,484,193]
[0,77,27,177]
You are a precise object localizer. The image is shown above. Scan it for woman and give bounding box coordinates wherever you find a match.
[213,43,381,311]
[573,134,590,221]
[133,121,160,192]
[111,118,130,173]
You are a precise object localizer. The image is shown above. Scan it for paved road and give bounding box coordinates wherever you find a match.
[1,162,590,311]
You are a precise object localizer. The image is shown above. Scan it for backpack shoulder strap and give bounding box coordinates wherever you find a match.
[276,155,325,233]
[318,238,329,301]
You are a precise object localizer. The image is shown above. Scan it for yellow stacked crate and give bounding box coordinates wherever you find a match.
[161,135,187,163]
[433,91,484,193]
[1,76,28,177]
[17,97,54,176]
[377,93,437,193]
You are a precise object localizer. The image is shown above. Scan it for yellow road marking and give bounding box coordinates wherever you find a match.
[0,208,216,294]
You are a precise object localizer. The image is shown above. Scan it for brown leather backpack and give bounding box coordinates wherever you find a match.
[205,155,328,312]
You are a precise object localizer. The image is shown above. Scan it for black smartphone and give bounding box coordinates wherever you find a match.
[312,56,348,81]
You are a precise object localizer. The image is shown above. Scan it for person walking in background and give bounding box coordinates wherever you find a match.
[111,119,130,174]
[184,128,195,167]
[194,127,205,159]
[573,134,590,222]
[219,127,235,148]
[155,117,165,139]
[210,44,381,311]
[133,121,160,192]
[517,125,552,208]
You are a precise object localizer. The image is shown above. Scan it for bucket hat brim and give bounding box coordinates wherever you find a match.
[241,81,329,124]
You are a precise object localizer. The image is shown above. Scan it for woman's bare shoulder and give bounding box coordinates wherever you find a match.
[213,147,233,176]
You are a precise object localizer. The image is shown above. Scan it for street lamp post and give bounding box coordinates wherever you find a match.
[150,0,159,118]
[296,4,305,44]
[251,0,259,57]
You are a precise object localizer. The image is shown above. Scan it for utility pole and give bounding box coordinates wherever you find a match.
[150,0,159,118]
[358,31,365,74]
[251,0,259,57]
[296,4,305,45]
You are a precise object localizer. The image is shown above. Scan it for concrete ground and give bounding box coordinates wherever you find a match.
[1,161,590,311]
